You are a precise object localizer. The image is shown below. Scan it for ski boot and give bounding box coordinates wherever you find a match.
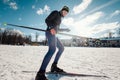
[35,71,48,80]
[51,63,65,73]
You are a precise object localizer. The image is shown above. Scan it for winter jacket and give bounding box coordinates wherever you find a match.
[45,10,62,32]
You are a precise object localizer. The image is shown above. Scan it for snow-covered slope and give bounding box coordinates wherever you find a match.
[0,45,120,80]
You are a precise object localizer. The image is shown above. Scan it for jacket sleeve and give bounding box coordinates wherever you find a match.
[45,11,58,29]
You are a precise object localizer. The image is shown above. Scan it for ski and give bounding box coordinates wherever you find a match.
[46,71,108,78]
[22,71,109,78]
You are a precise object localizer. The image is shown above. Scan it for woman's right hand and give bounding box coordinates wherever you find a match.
[50,29,56,35]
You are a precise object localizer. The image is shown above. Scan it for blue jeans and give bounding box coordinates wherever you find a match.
[39,31,64,72]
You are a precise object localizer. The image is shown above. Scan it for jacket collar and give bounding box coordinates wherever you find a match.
[59,11,64,17]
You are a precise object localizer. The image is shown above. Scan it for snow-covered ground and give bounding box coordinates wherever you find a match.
[0,45,120,80]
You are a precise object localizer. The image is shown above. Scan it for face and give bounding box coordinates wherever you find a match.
[62,10,68,17]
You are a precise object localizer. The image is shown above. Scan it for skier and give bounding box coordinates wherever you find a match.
[35,6,70,80]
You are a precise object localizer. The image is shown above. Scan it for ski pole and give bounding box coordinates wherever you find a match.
[6,23,46,32]
[4,23,85,38]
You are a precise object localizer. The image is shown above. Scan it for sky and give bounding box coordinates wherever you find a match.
[0,0,120,41]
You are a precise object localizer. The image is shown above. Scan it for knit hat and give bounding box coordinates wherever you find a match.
[61,6,69,12]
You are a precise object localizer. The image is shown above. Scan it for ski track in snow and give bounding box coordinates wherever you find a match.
[0,45,120,80]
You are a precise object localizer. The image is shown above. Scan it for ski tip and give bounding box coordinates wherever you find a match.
[103,76,110,78]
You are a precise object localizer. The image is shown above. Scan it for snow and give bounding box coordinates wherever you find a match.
[0,45,120,80]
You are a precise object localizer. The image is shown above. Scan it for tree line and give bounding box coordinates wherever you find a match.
[0,28,31,45]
